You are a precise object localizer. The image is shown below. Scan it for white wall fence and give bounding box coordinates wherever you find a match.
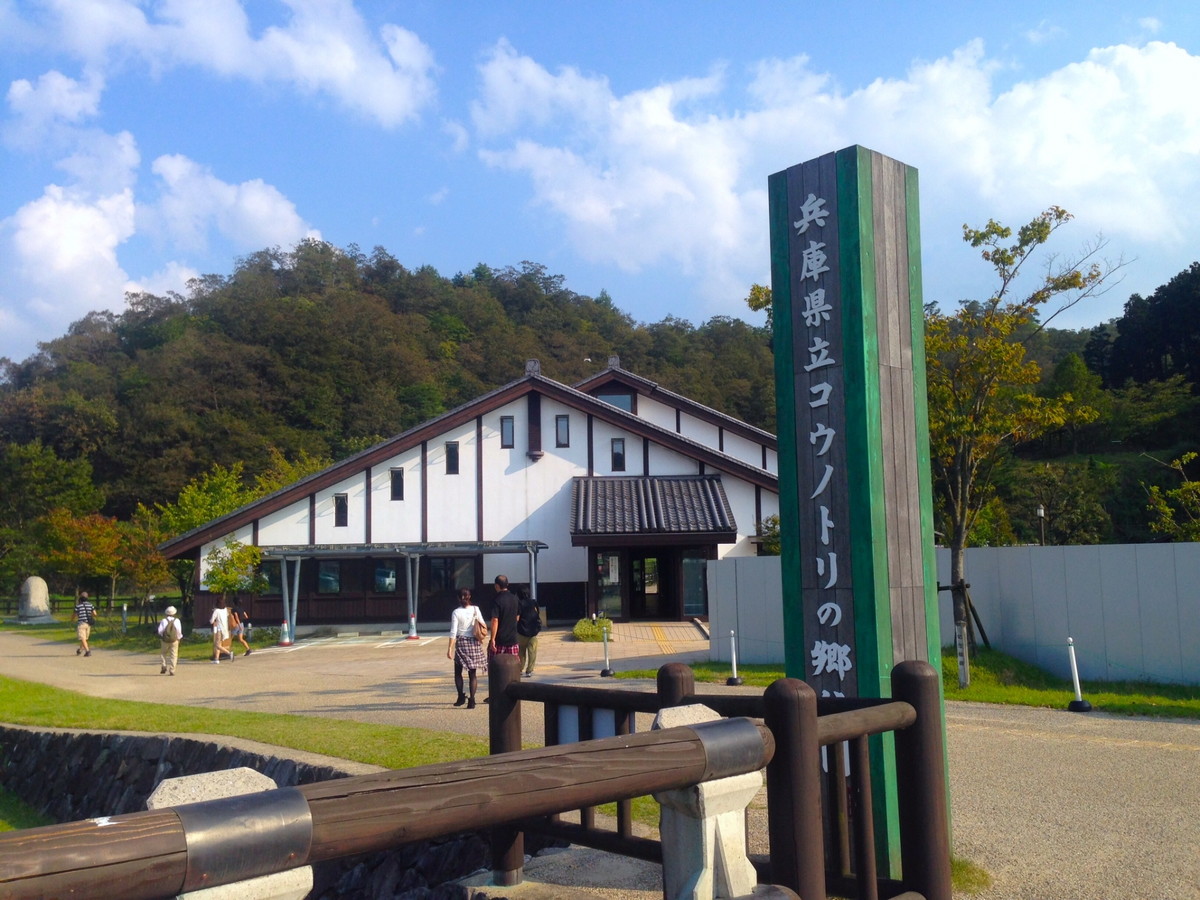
[708,543,1200,685]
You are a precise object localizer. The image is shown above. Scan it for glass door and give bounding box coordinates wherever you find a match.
[595,550,624,620]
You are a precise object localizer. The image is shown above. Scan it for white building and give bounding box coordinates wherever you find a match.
[161,359,780,630]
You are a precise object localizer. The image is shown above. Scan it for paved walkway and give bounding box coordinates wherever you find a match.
[2,625,1199,898]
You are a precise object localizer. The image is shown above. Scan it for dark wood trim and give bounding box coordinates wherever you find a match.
[572,533,735,548]
[527,392,543,459]
[719,427,724,453]
[755,486,762,527]
[587,415,594,476]
[308,494,316,545]
[762,444,768,469]
[364,467,372,544]
[476,416,484,541]
[420,441,428,543]
[675,408,681,433]
[252,519,258,545]
[642,438,650,475]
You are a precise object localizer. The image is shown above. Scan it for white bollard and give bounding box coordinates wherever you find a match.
[600,624,614,677]
[1066,637,1092,712]
[726,630,743,686]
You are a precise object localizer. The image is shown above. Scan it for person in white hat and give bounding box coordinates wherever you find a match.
[157,605,184,675]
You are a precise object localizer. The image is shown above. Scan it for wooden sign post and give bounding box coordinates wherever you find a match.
[769,145,942,875]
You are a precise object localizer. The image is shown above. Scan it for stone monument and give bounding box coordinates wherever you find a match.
[18,576,55,623]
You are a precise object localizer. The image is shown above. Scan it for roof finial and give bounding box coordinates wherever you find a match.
[607,355,621,369]
[525,359,541,375]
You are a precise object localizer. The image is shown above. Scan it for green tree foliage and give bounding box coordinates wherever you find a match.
[926,207,1118,592]
[1040,352,1106,453]
[203,538,268,602]
[1146,453,1200,542]
[38,508,123,600]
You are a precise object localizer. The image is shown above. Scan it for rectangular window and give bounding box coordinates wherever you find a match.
[556,414,570,447]
[500,416,515,448]
[333,493,348,527]
[596,390,634,412]
[374,562,398,593]
[390,468,404,501]
[611,438,626,472]
[318,560,341,594]
[446,441,459,475]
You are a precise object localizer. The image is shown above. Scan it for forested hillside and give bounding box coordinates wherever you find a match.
[0,241,776,519]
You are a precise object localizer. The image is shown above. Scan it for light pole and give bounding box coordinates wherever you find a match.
[1036,504,1045,546]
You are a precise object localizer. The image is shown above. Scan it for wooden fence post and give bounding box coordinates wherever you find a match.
[892,660,952,900]
[657,663,695,708]
[764,677,826,900]
[489,652,523,885]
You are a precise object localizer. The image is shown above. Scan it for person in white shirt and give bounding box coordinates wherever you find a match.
[447,588,486,708]
[210,597,231,664]
[157,605,183,675]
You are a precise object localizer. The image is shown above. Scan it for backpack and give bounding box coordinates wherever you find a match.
[160,616,182,641]
[519,603,541,637]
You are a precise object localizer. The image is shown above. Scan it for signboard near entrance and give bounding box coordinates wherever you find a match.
[769,145,942,874]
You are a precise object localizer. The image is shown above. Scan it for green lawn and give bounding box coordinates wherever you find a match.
[618,648,1200,719]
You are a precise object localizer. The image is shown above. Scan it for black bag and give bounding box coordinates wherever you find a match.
[519,604,541,637]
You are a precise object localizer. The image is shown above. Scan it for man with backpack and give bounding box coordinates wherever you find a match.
[73,592,95,657]
[157,605,183,675]
[515,585,541,677]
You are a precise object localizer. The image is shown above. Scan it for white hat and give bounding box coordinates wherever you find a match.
[165,606,177,616]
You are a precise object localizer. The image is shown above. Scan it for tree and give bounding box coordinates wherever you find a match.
[1040,352,1106,453]
[1146,453,1200,542]
[39,508,123,602]
[926,207,1121,683]
[203,538,268,603]
[120,505,173,622]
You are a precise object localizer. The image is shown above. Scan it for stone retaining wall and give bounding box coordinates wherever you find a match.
[0,725,543,899]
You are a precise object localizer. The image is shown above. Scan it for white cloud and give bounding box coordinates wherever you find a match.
[2,184,136,348]
[473,39,1200,320]
[149,154,319,251]
[31,0,437,127]
[1139,18,1162,35]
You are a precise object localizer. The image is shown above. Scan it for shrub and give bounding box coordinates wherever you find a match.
[572,616,615,642]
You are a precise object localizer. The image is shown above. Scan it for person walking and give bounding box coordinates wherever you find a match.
[516,585,541,677]
[209,597,231,664]
[157,606,183,675]
[230,599,252,656]
[447,588,486,709]
[73,592,95,657]
[488,575,520,659]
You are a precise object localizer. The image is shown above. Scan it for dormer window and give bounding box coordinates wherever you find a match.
[595,390,634,413]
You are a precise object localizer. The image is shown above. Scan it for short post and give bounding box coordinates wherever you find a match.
[407,612,419,639]
[121,603,127,635]
[892,660,953,900]
[657,662,695,708]
[488,652,524,885]
[278,620,292,646]
[726,630,743,686]
[600,625,614,677]
[763,678,825,900]
[1066,637,1093,712]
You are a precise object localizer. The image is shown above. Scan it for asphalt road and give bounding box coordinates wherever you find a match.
[2,628,1198,899]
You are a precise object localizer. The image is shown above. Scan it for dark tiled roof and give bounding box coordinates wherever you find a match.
[571,475,737,537]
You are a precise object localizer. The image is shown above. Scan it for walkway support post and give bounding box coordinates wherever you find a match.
[892,660,952,900]
[657,662,695,708]
[763,677,825,900]
[488,652,524,885]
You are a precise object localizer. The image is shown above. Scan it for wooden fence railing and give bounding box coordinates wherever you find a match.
[489,655,951,900]
[0,717,774,900]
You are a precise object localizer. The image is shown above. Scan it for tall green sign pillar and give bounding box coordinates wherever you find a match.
[769,146,941,875]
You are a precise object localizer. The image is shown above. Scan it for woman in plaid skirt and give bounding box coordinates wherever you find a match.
[447,588,487,709]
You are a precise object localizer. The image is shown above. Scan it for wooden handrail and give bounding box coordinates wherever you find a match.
[0,719,774,900]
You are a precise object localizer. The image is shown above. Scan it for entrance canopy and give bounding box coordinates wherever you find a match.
[570,475,737,547]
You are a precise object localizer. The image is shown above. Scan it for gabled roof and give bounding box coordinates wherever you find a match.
[159,367,777,559]
[573,364,777,449]
[569,475,737,547]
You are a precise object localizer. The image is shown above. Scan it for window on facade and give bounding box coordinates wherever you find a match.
[611,438,626,472]
[596,390,634,412]
[429,557,476,594]
[446,441,460,475]
[390,468,404,501]
[374,562,398,593]
[334,493,348,527]
[318,560,341,594]
[500,415,515,448]
[556,414,570,447]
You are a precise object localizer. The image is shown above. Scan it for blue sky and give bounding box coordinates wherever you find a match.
[2,1,1199,364]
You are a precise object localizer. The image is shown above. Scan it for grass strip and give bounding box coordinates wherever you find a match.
[0,674,487,770]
